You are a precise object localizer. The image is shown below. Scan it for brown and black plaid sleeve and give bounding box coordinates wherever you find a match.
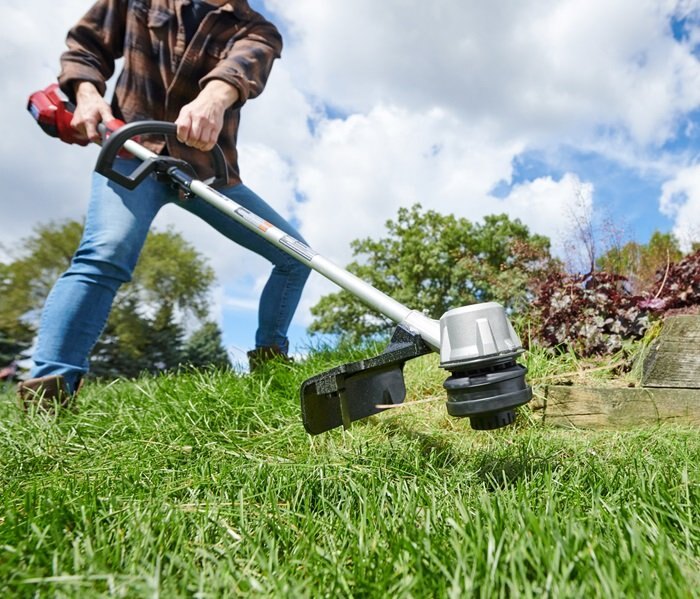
[58,0,283,186]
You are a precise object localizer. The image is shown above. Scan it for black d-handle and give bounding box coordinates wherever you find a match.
[95,120,228,190]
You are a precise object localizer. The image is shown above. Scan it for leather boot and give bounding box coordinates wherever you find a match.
[247,345,293,373]
[17,374,78,414]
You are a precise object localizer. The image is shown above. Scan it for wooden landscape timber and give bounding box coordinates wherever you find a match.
[641,314,700,388]
[535,386,700,428]
[535,315,700,429]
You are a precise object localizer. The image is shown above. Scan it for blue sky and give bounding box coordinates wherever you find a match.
[1,0,700,365]
[503,147,674,239]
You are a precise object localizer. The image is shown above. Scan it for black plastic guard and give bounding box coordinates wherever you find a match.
[301,325,433,435]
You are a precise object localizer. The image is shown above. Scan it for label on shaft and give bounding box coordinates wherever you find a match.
[280,235,317,262]
[234,207,270,231]
[235,207,316,261]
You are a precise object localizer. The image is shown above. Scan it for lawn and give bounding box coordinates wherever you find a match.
[1,346,699,597]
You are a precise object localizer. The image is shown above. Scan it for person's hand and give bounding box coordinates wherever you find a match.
[71,81,115,142]
[175,80,239,152]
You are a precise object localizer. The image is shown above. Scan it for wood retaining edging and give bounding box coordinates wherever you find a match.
[533,386,700,428]
[642,315,700,388]
[532,315,700,429]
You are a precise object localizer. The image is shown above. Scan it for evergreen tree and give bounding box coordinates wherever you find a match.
[90,298,154,379]
[146,303,185,373]
[182,321,231,369]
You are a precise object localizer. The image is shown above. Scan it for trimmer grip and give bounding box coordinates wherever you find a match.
[95,120,228,190]
[103,118,127,136]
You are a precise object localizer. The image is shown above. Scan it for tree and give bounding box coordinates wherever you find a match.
[181,321,231,369]
[122,226,216,320]
[0,331,28,368]
[309,204,559,340]
[597,231,683,295]
[0,263,33,366]
[561,184,627,276]
[89,296,155,379]
[90,300,187,378]
[0,227,77,365]
[147,303,186,372]
[0,220,217,377]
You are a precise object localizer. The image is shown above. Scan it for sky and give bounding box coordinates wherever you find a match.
[1,0,700,366]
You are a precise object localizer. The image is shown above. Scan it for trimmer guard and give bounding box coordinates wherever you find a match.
[301,325,432,435]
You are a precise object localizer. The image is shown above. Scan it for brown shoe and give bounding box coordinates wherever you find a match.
[247,345,293,372]
[17,374,77,414]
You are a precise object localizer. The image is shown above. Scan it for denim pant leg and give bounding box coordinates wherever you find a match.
[31,161,171,392]
[181,184,311,352]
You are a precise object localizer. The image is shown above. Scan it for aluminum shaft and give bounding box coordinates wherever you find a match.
[116,137,441,349]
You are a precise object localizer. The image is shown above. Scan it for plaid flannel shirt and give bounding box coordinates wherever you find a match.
[58,0,283,186]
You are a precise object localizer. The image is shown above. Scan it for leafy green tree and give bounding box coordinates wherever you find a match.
[181,321,231,369]
[0,331,28,368]
[0,228,77,364]
[597,232,683,295]
[123,227,215,319]
[0,264,33,366]
[0,220,216,377]
[309,204,559,340]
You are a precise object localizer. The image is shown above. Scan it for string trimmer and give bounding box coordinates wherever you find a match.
[28,83,532,434]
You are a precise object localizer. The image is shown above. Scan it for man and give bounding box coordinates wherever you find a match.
[19,0,310,411]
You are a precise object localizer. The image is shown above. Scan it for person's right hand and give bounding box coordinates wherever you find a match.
[71,81,115,142]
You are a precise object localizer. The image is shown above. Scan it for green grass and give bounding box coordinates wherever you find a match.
[1,346,699,598]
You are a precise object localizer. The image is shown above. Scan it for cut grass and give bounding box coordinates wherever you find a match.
[1,346,699,597]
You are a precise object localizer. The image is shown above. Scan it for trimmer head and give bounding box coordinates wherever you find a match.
[301,302,531,435]
[439,303,531,430]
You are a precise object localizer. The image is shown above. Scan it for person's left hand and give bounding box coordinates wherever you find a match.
[175,80,239,151]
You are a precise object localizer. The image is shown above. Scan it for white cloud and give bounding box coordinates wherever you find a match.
[222,295,259,312]
[660,164,700,248]
[266,0,700,146]
[293,104,524,265]
[498,173,594,256]
[238,63,316,159]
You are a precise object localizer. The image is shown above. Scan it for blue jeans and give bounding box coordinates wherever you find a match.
[31,159,310,392]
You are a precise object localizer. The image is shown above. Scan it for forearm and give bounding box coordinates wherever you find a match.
[175,80,240,151]
[197,79,240,111]
[74,80,102,102]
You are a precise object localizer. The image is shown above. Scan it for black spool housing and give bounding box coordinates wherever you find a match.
[443,354,531,430]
